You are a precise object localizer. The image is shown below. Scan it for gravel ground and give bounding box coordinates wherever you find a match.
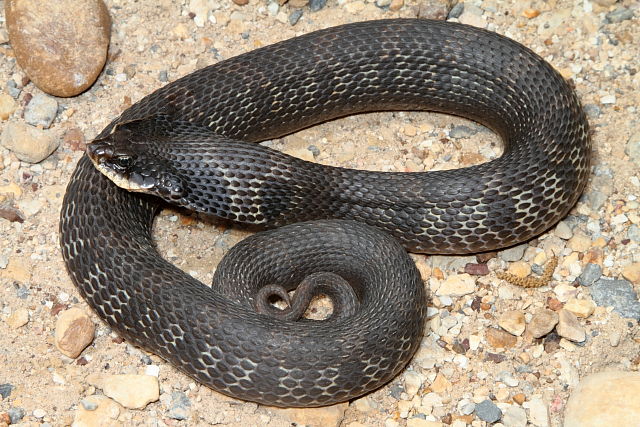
[1,0,639,426]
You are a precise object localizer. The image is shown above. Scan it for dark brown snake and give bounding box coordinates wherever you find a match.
[60,19,590,407]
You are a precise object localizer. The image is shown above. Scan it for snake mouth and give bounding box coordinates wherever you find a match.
[86,141,147,191]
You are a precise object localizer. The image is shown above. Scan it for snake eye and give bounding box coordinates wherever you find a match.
[112,155,133,170]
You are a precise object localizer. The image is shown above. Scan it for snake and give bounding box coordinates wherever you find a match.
[59,19,590,407]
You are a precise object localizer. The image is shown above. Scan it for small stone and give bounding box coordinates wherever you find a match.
[622,263,640,284]
[475,399,502,423]
[0,121,59,163]
[280,403,348,427]
[497,370,519,387]
[458,4,487,28]
[232,0,249,5]
[73,395,122,427]
[8,407,25,424]
[464,263,489,275]
[485,327,517,349]
[564,371,640,427]
[168,391,191,420]
[388,0,404,11]
[502,405,527,427]
[600,94,616,104]
[189,0,212,27]
[556,309,586,343]
[590,278,640,320]
[523,397,549,427]
[288,9,303,26]
[406,419,442,427]
[522,8,540,19]
[500,244,527,262]
[512,393,526,405]
[33,408,46,419]
[507,261,531,278]
[554,221,573,239]
[6,308,29,328]
[88,374,160,409]
[625,131,640,164]
[0,384,14,399]
[308,0,327,12]
[403,371,422,397]
[5,0,111,97]
[498,311,526,336]
[449,125,477,139]
[604,7,635,24]
[567,233,591,252]
[55,307,95,358]
[430,373,451,393]
[578,263,602,286]
[629,225,640,243]
[24,93,58,128]
[0,93,18,120]
[528,309,559,339]
[435,273,476,296]
[564,298,596,318]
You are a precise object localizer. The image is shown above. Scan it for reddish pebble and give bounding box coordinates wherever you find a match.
[465,263,490,275]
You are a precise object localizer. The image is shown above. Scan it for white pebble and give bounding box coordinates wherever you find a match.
[33,408,46,418]
[600,94,616,104]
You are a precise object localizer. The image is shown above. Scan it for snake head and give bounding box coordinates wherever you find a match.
[87,138,187,202]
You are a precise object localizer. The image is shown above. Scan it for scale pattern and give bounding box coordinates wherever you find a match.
[60,19,590,407]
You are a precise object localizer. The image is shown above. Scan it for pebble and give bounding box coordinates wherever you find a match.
[73,395,122,427]
[500,244,527,262]
[563,298,596,318]
[604,7,635,24]
[527,309,559,339]
[622,263,640,284]
[474,399,502,423]
[5,308,29,328]
[168,391,191,420]
[485,327,517,349]
[404,371,422,397]
[458,4,487,28]
[0,121,59,163]
[32,408,46,419]
[564,371,640,427]
[589,278,640,319]
[556,309,586,342]
[464,262,489,275]
[498,310,526,336]
[567,233,591,253]
[523,397,549,427]
[449,125,477,139]
[506,261,531,278]
[435,273,476,296]
[8,407,25,424]
[629,225,640,243]
[599,94,616,105]
[280,403,348,427]
[448,2,464,19]
[625,131,640,164]
[0,383,14,399]
[24,93,58,128]
[502,405,527,427]
[5,0,111,97]
[0,93,18,120]
[497,371,519,387]
[87,374,160,409]
[308,0,327,12]
[578,263,602,286]
[289,9,303,26]
[55,307,95,358]
[554,221,573,239]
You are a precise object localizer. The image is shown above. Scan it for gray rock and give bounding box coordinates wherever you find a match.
[475,399,502,423]
[448,2,464,18]
[628,224,640,243]
[578,263,602,286]
[159,70,169,82]
[288,9,303,26]
[605,7,635,24]
[582,103,601,119]
[309,0,326,12]
[168,391,191,420]
[8,407,26,424]
[449,125,478,139]
[6,79,22,98]
[80,398,99,410]
[500,243,528,262]
[0,383,14,399]
[585,190,607,211]
[590,278,640,319]
[24,93,58,128]
[625,131,640,165]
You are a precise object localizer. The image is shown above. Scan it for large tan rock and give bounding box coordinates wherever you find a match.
[5,0,110,97]
[564,371,640,427]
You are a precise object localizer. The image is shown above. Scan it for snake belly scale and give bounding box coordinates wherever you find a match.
[60,19,590,407]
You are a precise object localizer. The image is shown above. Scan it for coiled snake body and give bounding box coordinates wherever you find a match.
[60,19,590,407]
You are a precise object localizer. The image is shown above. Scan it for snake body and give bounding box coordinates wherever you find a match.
[60,19,590,407]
